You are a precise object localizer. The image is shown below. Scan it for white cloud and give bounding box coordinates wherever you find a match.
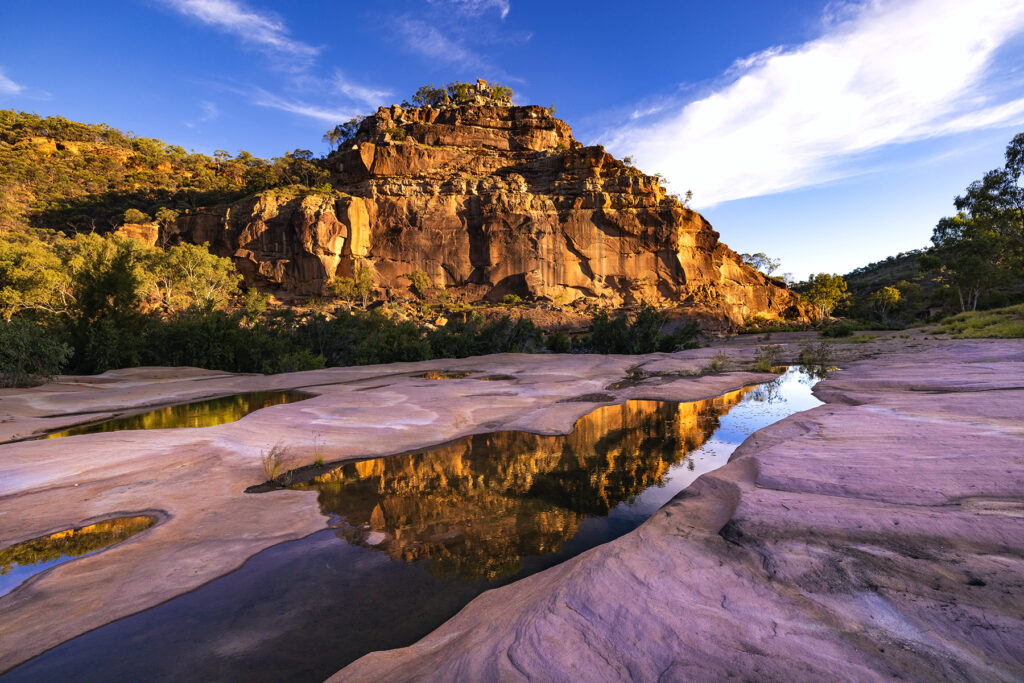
[163,0,319,60]
[332,71,391,109]
[249,88,357,124]
[606,0,1024,207]
[200,100,219,121]
[430,0,510,20]
[396,17,485,69]
[0,67,25,96]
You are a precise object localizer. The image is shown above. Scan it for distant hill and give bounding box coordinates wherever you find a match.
[0,109,324,234]
[843,249,928,295]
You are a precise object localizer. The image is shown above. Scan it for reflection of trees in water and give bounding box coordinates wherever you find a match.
[47,391,307,438]
[0,516,155,574]
[295,388,753,580]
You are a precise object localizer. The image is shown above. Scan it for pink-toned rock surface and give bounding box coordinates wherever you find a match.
[333,340,1024,681]
[0,352,777,674]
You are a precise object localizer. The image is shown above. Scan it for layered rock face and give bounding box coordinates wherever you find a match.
[166,97,803,325]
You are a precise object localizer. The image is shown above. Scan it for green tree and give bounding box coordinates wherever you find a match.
[329,264,375,308]
[0,231,73,320]
[147,242,241,312]
[803,273,848,321]
[323,118,363,150]
[923,213,1006,312]
[0,317,73,387]
[867,285,901,322]
[412,85,449,107]
[123,208,152,224]
[740,252,781,276]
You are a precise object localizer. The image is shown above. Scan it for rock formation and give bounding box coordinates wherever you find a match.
[165,83,804,326]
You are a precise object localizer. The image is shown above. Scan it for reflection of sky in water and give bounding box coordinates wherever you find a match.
[4,368,825,683]
[0,516,156,597]
[606,366,822,523]
[1,558,66,597]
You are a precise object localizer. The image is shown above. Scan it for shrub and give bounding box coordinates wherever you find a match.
[123,208,152,224]
[820,320,854,337]
[706,351,729,374]
[0,317,73,387]
[798,341,834,367]
[753,344,783,372]
[582,305,699,354]
[545,331,571,353]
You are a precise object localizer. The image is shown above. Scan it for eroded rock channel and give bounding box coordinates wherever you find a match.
[2,368,822,682]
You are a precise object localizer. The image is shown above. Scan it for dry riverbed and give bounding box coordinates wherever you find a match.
[0,331,1020,679]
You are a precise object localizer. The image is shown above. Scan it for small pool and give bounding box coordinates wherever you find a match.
[43,390,312,439]
[3,367,824,682]
[0,516,157,598]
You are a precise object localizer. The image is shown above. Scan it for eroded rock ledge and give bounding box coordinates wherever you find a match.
[334,341,1024,681]
[165,101,803,325]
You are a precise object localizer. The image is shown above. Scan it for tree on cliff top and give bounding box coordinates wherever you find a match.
[406,81,514,107]
[323,118,364,150]
[741,252,781,276]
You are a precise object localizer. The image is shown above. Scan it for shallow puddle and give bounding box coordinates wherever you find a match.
[0,516,156,598]
[3,367,823,682]
[43,390,312,439]
[413,370,476,380]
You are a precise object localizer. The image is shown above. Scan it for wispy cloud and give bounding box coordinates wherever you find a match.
[249,87,357,124]
[162,0,319,62]
[395,17,486,69]
[332,71,391,109]
[430,0,510,20]
[0,67,25,96]
[200,100,219,121]
[606,0,1024,207]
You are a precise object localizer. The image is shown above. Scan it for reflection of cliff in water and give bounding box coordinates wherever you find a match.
[45,390,310,439]
[294,387,753,580]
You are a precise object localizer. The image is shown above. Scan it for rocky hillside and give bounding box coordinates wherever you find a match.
[165,82,804,326]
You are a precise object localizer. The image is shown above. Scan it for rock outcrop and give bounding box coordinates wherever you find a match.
[334,341,1024,681]
[166,89,804,326]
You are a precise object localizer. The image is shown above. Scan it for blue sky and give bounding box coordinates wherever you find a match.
[2,0,1024,279]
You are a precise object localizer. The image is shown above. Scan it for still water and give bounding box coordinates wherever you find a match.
[0,517,156,598]
[43,390,312,439]
[3,367,823,682]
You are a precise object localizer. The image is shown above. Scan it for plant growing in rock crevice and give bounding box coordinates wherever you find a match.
[798,341,834,368]
[753,344,784,372]
[705,351,730,374]
[260,442,292,485]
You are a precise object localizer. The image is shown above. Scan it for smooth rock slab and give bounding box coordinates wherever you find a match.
[0,351,776,673]
[334,341,1024,681]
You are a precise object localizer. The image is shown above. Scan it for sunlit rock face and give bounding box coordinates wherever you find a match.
[165,101,804,326]
[294,389,752,580]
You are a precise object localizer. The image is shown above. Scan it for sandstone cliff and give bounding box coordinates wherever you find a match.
[165,91,803,325]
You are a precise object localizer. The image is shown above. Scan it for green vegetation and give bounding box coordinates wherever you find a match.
[580,305,700,354]
[800,273,849,321]
[837,130,1024,328]
[752,344,782,372]
[0,317,73,387]
[740,252,781,276]
[0,110,329,235]
[939,304,1024,338]
[406,81,515,107]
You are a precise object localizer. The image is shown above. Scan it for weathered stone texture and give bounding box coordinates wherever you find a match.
[166,103,803,325]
